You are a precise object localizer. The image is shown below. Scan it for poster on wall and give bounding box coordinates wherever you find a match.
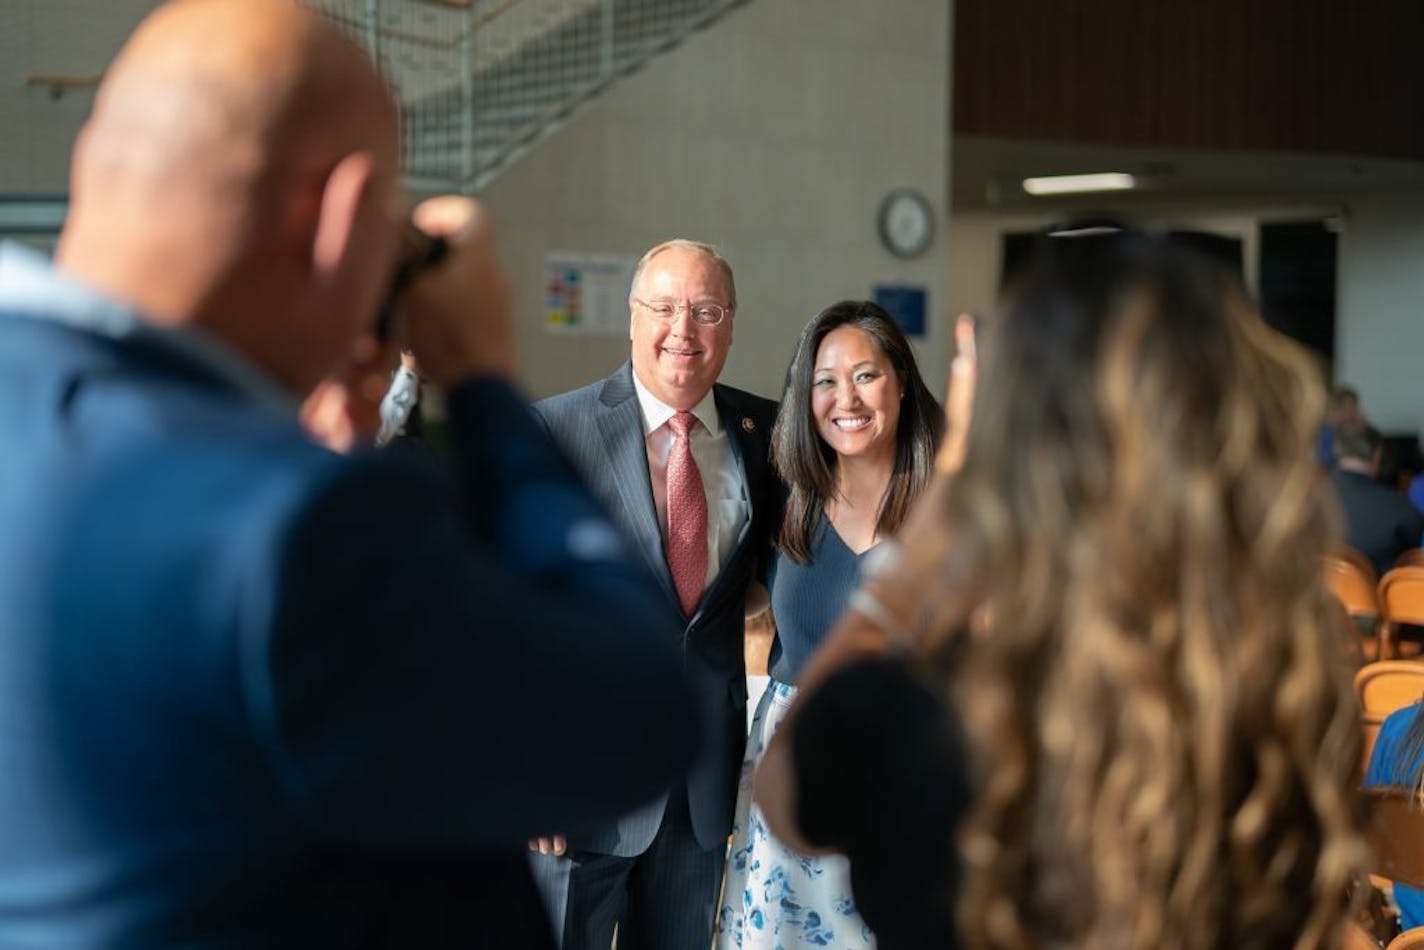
[545,252,638,335]
[872,284,927,338]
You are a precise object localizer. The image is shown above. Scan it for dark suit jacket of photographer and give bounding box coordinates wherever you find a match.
[0,252,695,948]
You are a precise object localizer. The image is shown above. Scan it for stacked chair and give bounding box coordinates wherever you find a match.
[1328,548,1383,660]
[1379,566,1424,661]
[1326,551,1424,663]
[1347,552,1424,948]
[1356,661,1424,770]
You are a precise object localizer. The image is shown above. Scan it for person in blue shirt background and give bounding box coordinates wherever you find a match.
[1317,384,1362,468]
[1366,702,1424,930]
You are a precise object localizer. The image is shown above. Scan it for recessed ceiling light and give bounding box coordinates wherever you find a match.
[1045,225,1125,238]
[1022,173,1137,196]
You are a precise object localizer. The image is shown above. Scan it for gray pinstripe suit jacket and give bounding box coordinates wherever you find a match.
[534,362,779,856]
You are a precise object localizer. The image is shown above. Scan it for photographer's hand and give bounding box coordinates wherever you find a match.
[301,335,400,452]
[528,835,566,856]
[402,196,516,388]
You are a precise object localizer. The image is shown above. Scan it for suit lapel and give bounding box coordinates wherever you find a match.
[691,385,769,620]
[596,365,678,603]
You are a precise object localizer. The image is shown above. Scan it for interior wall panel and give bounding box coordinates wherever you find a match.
[954,0,1424,161]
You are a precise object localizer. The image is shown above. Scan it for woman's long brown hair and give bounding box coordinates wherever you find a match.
[895,232,1365,948]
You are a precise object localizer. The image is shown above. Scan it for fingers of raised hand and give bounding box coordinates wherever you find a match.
[936,314,977,474]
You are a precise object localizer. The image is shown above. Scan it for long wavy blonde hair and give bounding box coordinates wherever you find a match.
[898,231,1365,948]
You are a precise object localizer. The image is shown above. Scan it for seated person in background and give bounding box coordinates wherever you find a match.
[1408,472,1424,520]
[1332,421,1424,574]
[1318,384,1362,468]
[757,225,1365,949]
[1366,702,1424,931]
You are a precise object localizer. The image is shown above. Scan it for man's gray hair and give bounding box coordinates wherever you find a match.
[1328,385,1359,412]
[628,239,737,308]
[1334,420,1380,463]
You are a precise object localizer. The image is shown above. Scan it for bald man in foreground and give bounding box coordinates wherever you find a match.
[0,2,694,946]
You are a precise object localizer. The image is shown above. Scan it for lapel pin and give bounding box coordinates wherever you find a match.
[741,417,756,433]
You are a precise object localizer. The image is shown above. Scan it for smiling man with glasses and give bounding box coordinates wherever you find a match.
[530,239,779,949]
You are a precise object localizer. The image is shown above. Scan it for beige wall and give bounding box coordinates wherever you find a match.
[483,0,953,401]
[3,0,953,401]
[0,0,162,193]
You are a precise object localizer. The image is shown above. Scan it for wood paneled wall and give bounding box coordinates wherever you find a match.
[953,0,1424,161]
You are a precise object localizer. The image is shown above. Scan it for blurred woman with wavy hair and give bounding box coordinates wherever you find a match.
[756,226,1365,949]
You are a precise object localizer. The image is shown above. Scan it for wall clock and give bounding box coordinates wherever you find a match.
[877,189,934,259]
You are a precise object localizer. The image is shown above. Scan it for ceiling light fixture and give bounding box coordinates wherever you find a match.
[1022,172,1137,196]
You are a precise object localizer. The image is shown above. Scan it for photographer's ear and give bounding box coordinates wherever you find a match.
[311,151,381,282]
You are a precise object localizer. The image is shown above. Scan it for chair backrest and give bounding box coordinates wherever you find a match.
[1378,568,1424,658]
[1364,789,1424,890]
[1330,554,1384,619]
[1389,929,1424,950]
[1340,546,1384,584]
[1355,661,1424,768]
[1397,549,1424,571]
[1381,568,1424,627]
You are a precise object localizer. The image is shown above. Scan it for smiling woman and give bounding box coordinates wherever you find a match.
[811,325,904,470]
[713,300,942,950]
[774,301,942,565]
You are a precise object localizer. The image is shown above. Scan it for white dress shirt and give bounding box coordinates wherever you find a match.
[632,373,750,589]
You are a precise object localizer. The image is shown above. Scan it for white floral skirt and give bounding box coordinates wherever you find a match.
[715,680,874,949]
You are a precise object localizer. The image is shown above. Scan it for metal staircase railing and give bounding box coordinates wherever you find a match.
[306,0,751,193]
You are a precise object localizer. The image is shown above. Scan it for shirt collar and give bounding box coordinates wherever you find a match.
[630,368,720,437]
[0,241,298,417]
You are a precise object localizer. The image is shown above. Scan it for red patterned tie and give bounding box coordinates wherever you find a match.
[666,410,708,617]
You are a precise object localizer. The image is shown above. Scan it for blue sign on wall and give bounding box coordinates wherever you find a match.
[872,284,927,338]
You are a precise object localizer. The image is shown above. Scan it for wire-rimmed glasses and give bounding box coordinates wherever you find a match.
[633,298,731,326]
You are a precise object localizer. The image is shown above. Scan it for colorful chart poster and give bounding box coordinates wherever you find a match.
[545,252,638,335]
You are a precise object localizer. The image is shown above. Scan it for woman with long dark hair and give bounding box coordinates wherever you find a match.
[715,300,941,949]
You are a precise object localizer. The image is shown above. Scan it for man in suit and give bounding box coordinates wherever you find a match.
[530,240,779,948]
[0,2,695,946]
[1332,421,1424,574]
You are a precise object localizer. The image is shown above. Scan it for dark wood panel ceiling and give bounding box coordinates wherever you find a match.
[954,0,1424,162]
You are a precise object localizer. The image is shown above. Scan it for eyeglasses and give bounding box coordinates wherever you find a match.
[634,298,731,326]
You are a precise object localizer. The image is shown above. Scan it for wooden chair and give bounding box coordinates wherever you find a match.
[1397,550,1424,570]
[1380,568,1424,660]
[1365,789,1424,890]
[1329,550,1383,659]
[1340,546,1385,584]
[1355,662,1424,771]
